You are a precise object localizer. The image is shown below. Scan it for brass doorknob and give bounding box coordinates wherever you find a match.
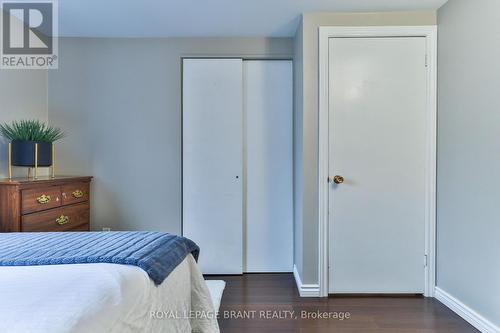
[333,175,344,184]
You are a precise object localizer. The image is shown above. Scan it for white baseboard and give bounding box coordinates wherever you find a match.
[293,265,320,297]
[435,287,500,333]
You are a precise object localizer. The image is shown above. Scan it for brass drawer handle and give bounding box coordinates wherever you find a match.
[72,190,84,198]
[56,215,70,225]
[37,194,51,204]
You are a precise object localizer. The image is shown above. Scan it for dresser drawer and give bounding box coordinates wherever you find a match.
[21,203,90,232]
[68,223,90,231]
[61,182,90,206]
[22,187,62,214]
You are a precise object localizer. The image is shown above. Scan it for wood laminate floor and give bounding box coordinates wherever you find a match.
[206,274,478,333]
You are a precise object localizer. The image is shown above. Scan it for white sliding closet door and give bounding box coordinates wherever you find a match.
[244,60,293,272]
[183,59,243,274]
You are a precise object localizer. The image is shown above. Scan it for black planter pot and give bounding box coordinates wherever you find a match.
[11,140,53,167]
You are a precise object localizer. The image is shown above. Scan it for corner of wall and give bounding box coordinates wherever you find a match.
[293,264,320,297]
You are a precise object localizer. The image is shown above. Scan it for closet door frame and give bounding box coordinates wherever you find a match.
[181,57,293,274]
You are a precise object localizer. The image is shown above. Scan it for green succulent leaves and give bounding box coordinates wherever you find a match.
[0,120,64,142]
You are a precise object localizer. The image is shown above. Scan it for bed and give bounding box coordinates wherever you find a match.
[0,232,220,333]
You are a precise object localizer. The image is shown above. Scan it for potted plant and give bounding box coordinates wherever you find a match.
[0,120,64,167]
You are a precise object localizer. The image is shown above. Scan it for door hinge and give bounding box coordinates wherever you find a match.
[425,54,428,67]
[424,255,428,267]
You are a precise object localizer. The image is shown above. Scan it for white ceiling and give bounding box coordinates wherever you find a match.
[59,0,448,38]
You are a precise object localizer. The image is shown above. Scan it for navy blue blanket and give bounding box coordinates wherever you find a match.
[0,231,199,285]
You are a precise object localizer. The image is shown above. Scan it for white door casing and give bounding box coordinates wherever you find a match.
[318,26,437,297]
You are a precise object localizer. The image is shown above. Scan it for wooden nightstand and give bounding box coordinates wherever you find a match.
[0,176,92,232]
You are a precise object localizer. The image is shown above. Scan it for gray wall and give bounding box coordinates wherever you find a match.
[438,0,500,327]
[293,11,437,284]
[0,15,48,180]
[48,37,293,233]
[0,70,48,178]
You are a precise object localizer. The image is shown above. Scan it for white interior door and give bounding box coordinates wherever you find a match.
[328,37,427,293]
[183,58,243,274]
[243,60,293,272]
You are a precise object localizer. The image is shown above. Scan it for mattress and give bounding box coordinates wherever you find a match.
[0,254,219,333]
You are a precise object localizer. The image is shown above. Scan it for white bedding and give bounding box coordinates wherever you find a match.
[0,254,219,333]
